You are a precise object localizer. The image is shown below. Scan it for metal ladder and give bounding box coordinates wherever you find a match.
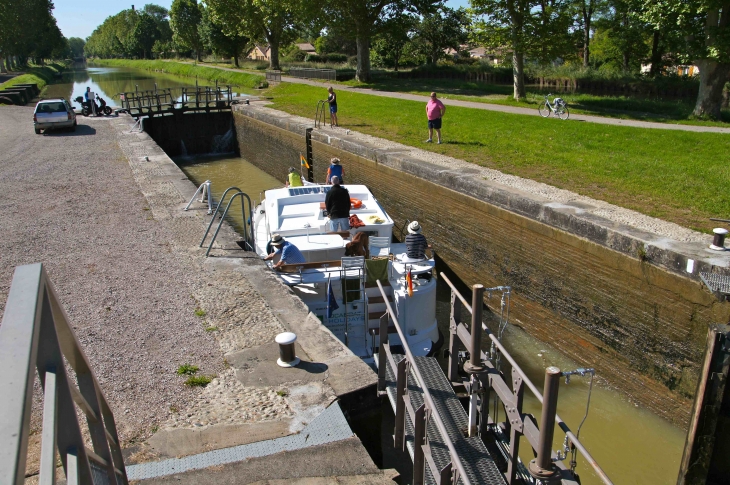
[199,186,255,256]
[339,256,368,355]
[315,100,331,128]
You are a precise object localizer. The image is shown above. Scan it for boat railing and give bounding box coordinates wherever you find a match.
[0,263,129,485]
[440,273,614,485]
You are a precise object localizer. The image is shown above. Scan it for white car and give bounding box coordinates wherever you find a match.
[33,98,77,134]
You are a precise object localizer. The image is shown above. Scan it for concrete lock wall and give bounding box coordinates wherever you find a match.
[232,107,730,428]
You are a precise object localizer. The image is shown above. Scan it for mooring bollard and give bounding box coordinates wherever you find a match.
[710,228,728,251]
[529,366,561,482]
[275,332,300,368]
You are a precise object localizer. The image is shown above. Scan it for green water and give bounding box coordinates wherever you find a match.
[44,66,244,109]
[180,153,686,485]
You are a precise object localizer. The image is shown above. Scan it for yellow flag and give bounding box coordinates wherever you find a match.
[300,154,310,169]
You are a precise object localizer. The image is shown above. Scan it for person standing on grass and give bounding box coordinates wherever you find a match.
[425,92,445,144]
[327,86,338,127]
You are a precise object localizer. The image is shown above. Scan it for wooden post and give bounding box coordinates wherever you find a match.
[677,324,730,485]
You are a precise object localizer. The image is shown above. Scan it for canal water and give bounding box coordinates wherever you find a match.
[179,153,686,485]
[44,66,244,110]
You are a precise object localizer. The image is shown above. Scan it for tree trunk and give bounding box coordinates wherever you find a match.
[268,40,280,70]
[0,55,6,73]
[623,51,629,72]
[513,51,525,100]
[582,0,593,67]
[355,35,371,82]
[233,45,240,68]
[693,59,730,119]
[649,30,661,77]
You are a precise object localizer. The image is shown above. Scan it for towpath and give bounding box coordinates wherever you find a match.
[190,62,730,134]
[0,107,377,481]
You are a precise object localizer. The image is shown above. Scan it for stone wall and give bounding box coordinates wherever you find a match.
[232,107,730,428]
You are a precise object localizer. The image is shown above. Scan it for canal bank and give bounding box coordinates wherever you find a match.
[0,106,381,482]
[229,103,730,429]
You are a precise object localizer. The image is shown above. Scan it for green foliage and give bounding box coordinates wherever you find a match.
[199,6,249,67]
[185,375,213,387]
[266,82,730,231]
[0,63,66,92]
[0,0,66,66]
[177,363,199,375]
[91,59,266,89]
[194,307,206,317]
[412,7,470,65]
[170,0,203,60]
[68,38,86,58]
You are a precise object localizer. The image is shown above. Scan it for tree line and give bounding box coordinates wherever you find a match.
[84,0,728,118]
[0,0,66,71]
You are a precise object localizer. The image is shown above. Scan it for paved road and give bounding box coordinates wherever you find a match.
[190,62,730,134]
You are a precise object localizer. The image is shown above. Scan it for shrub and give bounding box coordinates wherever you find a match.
[326,53,348,64]
[305,53,324,63]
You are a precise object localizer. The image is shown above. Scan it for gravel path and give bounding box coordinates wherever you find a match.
[0,107,224,443]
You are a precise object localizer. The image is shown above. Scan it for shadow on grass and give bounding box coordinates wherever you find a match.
[439,140,487,147]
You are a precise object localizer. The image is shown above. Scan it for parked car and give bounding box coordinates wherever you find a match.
[33,98,76,134]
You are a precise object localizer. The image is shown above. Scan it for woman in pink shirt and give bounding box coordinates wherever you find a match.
[425,92,446,144]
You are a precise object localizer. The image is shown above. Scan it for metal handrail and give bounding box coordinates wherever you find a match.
[440,273,613,485]
[376,279,473,485]
[0,263,128,485]
[315,100,330,128]
[200,186,254,254]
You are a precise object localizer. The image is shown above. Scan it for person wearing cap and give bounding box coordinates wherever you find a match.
[264,233,306,269]
[325,175,351,232]
[405,221,428,260]
[285,167,303,187]
[326,157,345,184]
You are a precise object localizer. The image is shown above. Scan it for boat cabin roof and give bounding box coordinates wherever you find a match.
[264,184,393,238]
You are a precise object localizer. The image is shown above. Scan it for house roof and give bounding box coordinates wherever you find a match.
[296,43,316,52]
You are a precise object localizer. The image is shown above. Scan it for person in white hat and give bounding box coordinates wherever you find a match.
[264,233,305,269]
[405,221,428,260]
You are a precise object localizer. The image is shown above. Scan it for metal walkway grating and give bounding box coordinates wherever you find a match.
[700,272,730,296]
[382,354,505,485]
[126,402,353,481]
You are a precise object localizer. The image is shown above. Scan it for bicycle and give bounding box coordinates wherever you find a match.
[538,93,570,120]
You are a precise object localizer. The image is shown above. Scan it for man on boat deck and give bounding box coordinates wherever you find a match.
[264,234,306,269]
[325,158,344,184]
[325,176,350,232]
[286,167,303,187]
[405,221,428,260]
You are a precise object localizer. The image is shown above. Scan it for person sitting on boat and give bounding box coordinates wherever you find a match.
[325,158,345,184]
[264,233,306,270]
[325,176,350,232]
[285,167,303,187]
[405,221,428,260]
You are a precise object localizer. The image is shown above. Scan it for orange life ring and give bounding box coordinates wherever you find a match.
[350,198,362,209]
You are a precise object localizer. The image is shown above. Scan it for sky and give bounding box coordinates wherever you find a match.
[54,0,470,40]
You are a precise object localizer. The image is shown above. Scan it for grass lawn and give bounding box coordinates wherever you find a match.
[265,82,730,233]
[0,63,67,93]
[341,77,730,126]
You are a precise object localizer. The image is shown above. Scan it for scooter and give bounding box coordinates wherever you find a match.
[74,95,112,116]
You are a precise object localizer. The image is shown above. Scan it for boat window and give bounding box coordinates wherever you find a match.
[289,187,331,196]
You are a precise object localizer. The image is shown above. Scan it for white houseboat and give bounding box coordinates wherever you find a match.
[253,183,439,361]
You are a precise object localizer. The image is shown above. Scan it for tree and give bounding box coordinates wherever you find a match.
[471,0,538,100]
[68,37,86,58]
[143,4,174,44]
[130,13,160,58]
[590,0,648,72]
[413,6,469,65]
[643,0,730,119]
[371,13,417,70]
[170,0,203,61]
[199,5,249,67]
[207,0,307,70]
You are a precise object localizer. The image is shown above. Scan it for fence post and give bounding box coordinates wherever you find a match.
[464,284,485,437]
[529,366,561,482]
